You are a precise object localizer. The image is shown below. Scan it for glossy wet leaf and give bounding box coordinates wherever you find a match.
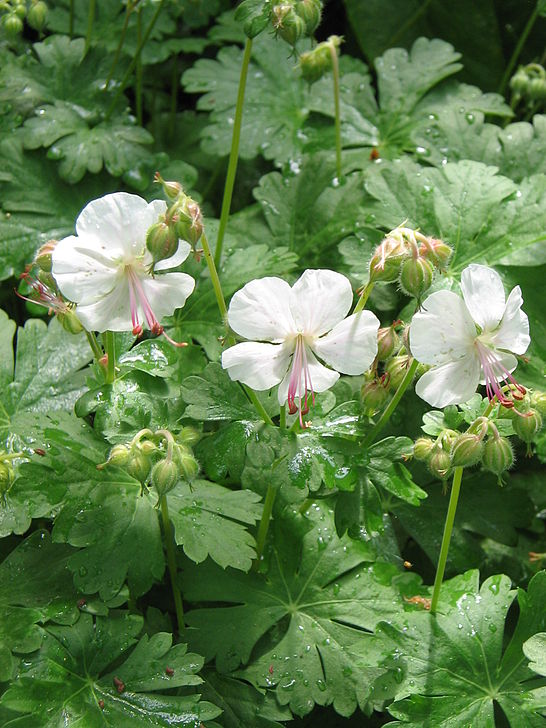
[181,362,256,421]
[185,501,421,717]
[0,612,221,726]
[380,570,546,726]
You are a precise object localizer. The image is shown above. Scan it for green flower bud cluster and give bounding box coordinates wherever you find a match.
[368,225,452,301]
[149,173,203,266]
[19,260,84,335]
[0,0,48,36]
[299,35,342,84]
[501,388,545,456]
[510,64,546,105]
[271,0,322,46]
[98,427,201,498]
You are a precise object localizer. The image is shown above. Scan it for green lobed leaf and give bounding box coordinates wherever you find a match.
[0,612,221,726]
[180,362,256,420]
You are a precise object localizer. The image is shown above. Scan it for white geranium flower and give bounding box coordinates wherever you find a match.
[410,263,530,408]
[51,192,195,343]
[221,269,380,420]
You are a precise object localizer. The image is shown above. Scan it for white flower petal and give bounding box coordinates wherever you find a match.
[415,354,481,407]
[478,350,518,385]
[52,235,120,304]
[154,240,192,271]
[277,348,339,405]
[140,272,195,321]
[312,311,380,374]
[491,286,530,355]
[76,193,165,258]
[75,279,132,332]
[228,277,295,341]
[222,342,291,390]
[410,290,476,365]
[460,264,506,331]
[290,269,353,336]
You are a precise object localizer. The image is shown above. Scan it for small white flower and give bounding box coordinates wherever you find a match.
[221,269,380,420]
[51,192,195,342]
[410,264,530,408]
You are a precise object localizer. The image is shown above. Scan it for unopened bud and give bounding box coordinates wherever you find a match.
[528,77,546,101]
[146,221,178,263]
[399,256,434,299]
[482,436,514,482]
[58,309,83,335]
[427,447,451,480]
[530,390,546,416]
[369,236,409,283]
[172,198,203,247]
[294,0,322,35]
[175,445,199,481]
[513,409,542,444]
[154,173,183,200]
[376,324,399,361]
[413,437,434,461]
[418,237,452,270]
[151,459,179,496]
[35,240,57,272]
[385,355,411,390]
[27,0,48,31]
[127,453,151,483]
[272,4,305,45]
[176,426,201,447]
[106,444,131,467]
[2,13,24,35]
[451,433,483,468]
[360,378,389,415]
[136,439,157,456]
[510,67,528,95]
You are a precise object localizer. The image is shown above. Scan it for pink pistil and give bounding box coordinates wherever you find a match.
[475,340,526,409]
[287,336,315,426]
[126,267,187,348]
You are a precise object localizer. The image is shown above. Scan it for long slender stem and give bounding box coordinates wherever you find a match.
[214,38,253,268]
[105,0,166,120]
[84,0,96,55]
[104,331,116,384]
[135,6,143,126]
[105,1,134,90]
[430,466,464,614]
[160,495,185,633]
[85,330,103,361]
[353,281,375,313]
[200,231,228,321]
[361,358,418,449]
[498,4,540,95]
[329,42,342,182]
[243,386,274,426]
[69,0,74,37]
[252,483,277,571]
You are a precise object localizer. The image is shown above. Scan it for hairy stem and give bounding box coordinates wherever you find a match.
[214,38,253,268]
[85,330,103,361]
[329,42,342,181]
[159,495,185,633]
[252,483,278,571]
[353,281,375,313]
[361,358,418,449]
[430,466,464,614]
[498,4,540,95]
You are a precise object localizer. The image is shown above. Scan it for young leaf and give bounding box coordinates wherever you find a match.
[0,613,221,726]
[184,501,421,717]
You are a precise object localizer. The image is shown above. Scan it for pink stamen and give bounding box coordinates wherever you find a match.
[16,272,68,315]
[287,336,315,425]
[125,267,187,348]
[475,341,526,410]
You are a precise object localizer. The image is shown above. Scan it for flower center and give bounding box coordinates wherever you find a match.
[125,266,186,348]
[287,334,315,425]
[474,338,525,408]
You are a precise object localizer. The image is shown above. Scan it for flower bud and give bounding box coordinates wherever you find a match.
[106,444,131,467]
[27,0,48,31]
[272,4,305,45]
[35,240,58,273]
[361,378,389,415]
[146,221,178,263]
[58,309,84,335]
[299,43,331,84]
[14,2,27,19]
[427,447,451,480]
[510,67,528,95]
[418,237,452,270]
[136,439,157,456]
[376,324,399,361]
[2,12,24,35]
[399,256,434,299]
[154,172,182,200]
[413,437,434,461]
[451,433,483,468]
[369,237,409,283]
[151,459,179,496]
[528,77,546,101]
[175,445,199,481]
[294,0,322,35]
[482,436,514,481]
[176,426,201,447]
[385,355,411,390]
[126,452,151,483]
[171,197,203,247]
[513,409,542,444]
[530,390,546,416]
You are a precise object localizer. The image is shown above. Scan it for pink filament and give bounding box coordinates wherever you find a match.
[475,340,525,409]
[126,267,187,348]
[287,336,315,425]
